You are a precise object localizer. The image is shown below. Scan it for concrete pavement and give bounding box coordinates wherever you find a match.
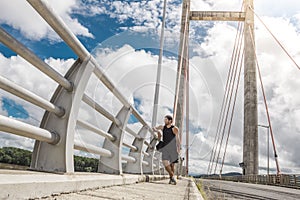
[43,178,203,200]
[0,169,203,199]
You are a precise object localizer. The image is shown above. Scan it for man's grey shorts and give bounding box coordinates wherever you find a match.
[161,145,178,163]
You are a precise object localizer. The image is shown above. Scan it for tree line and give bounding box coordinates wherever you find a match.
[0,147,98,172]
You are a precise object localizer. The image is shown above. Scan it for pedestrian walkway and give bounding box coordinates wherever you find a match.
[0,170,203,199]
[44,178,203,200]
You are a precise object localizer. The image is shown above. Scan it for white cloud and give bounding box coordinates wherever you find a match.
[0,53,75,149]
[0,0,93,41]
[255,0,300,17]
[191,0,243,11]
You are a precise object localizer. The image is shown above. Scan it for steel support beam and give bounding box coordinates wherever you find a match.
[190,11,245,21]
[31,58,94,173]
[124,126,148,174]
[98,106,132,175]
[143,138,157,174]
[153,151,162,175]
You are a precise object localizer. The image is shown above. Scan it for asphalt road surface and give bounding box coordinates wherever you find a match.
[200,179,300,200]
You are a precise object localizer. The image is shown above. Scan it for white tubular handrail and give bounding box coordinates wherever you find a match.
[0,75,65,117]
[0,115,60,144]
[74,140,112,157]
[144,140,153,149]
[125,127,142,139]
[122,142,138,151]
[27,0,154,133]
[26,0,89,60]
[92,65,131,108]
[142,161,149,166]
[122,155,136,163]
[142,151,150,157]
[82,94,122,126]
[0,27,73,91]
[131,108,150,129]
[76,120,115,141]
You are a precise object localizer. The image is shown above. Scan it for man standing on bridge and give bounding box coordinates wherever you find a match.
[153,115,180,185]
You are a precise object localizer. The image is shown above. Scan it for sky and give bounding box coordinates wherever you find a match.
[0,0,300,175]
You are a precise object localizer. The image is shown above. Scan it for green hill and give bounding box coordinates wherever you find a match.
[0,146,98,172]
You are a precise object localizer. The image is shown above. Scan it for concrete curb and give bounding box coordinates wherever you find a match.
[0,170,167,199]
[184,177,204,200]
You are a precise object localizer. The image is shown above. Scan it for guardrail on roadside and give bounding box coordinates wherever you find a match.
[203,174,300,189]
[0,0,164,175]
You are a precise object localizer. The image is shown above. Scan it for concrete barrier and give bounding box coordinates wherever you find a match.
[0,169,168,199]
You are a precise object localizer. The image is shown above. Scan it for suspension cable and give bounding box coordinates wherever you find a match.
[213,25,244,174]
[249,6,300,71]
[208,22,244,174]
[211,1,244,175]
[220,50,244,175]
[207,21,242,175]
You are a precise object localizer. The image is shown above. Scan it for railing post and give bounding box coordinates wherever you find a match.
[124,126,148,174]
[98,106,132,174]
[31,58,94,173]
[143,138,158,174]
[154,151,162,175]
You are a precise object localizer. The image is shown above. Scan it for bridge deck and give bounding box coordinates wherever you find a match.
[0,170,202,199]
[43,178,202,200]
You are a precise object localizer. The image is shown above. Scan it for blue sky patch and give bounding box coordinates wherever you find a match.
[189,122,205,134]
[133,97,142,111]
[128,97,142,124]
[1,97,29,119]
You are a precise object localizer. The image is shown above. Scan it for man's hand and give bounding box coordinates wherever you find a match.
[177,148,181,155]
[177,145,181,154]
[152,125,163,132]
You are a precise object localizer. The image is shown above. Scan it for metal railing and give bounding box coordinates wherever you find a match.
[204,174,300,189]
[0,0,164,175]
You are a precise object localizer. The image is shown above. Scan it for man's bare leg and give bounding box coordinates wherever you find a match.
[163,160,174,178]
[163,160,176,185]
[170,163,175,174]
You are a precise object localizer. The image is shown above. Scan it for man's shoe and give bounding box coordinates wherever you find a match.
[170,177,177,185]
[169,178,172,184]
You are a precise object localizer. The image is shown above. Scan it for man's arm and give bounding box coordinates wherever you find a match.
[173,126,181,153]
[152,125,164,140]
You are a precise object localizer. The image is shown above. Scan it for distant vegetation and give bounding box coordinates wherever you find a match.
[0,146,98,172]
[74,154,98,172]
[193,172,242,178]
[0,146,31,166]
